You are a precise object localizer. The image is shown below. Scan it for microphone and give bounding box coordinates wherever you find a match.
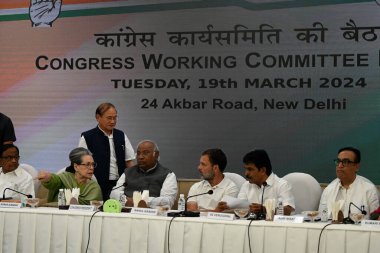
[257,182,267,220]
[181,189,213,217]
[247,182,267,220]
[343,202,367,224]
[112,182,128,191]
[2,188,33,200]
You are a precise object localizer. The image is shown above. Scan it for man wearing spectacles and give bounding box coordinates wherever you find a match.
[110,140,177,208]
[318,147,379,219]
[79,103,135,201]
[0,144,35,199]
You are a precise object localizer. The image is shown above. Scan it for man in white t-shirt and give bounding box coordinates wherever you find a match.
[187,148,238,212]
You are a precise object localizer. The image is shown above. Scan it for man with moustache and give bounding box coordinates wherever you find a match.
[319,147,379,219]
[187,148,238,212]
[0,144,35,199]
[234,149,295,216]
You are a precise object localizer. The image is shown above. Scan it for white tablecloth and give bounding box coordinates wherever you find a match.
[0,208,379,253]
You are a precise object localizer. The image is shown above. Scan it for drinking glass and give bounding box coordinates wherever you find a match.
[234,208,249,219]
[303,211,319,222]
[155,198,170,216]
[90,200,104,210]
[350,213,364,224]
[27,198,40,208]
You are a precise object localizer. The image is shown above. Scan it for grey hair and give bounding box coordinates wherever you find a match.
[136,140,159,152]
[69,147,92,165]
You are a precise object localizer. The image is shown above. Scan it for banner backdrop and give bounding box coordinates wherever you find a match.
[1,0,380,184]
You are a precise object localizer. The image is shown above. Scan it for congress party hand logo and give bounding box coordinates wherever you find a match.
[29,0,63,27]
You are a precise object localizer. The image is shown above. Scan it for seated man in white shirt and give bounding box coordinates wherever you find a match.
[187,148,239,212]
[110,140,177,208]
[0,144,35,199]
[220,149,295,217]
[318,147,379,221]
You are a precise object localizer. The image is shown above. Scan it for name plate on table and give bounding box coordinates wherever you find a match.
[69,205,96,212]
[0,202,22,208]
[361,220,380,227]
[131,207,158,216]
[273,215,304,223]
[207,212,235,221]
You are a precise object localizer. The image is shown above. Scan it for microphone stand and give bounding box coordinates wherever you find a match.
[247,182,267,220]
[257,182,267,220]
[178,190,214,217]
[343,202,367,224]
[2,188,33,200]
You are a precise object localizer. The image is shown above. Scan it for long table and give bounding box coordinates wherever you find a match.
[0,207,379,253]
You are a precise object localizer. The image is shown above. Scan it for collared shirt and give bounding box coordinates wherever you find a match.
[238,173,295,208]
[0,166,35,199]
[78,126,135,180]
[187,177,239,210]
[319,175,379,218]
[109,164,178,208]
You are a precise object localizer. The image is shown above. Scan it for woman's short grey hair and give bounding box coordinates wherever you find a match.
[66,147,92,173]
[69,147,92,165]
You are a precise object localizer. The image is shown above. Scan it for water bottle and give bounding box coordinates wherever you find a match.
[178,194,186,212]
[277,200,284,216]
[321,203,329,222]
[58,189,66,209]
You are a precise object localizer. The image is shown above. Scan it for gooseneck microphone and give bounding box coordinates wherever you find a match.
[2,188,33,200]
[343,202,367,224]
[257,182,267,220]
[112,182,128,191]
[181,189,214,217]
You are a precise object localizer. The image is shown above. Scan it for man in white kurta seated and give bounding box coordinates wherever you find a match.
[219,149,295,216]
[0,144,35,199]
[187,148,238,212]
[319,147,379,220]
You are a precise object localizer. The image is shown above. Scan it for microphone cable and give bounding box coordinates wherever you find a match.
[317,223,333,253]
[167,215,178,253]
[85,210,101,253]
[247,219,255,253]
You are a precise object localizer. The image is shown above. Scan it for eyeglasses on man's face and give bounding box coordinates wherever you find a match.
[79,162,97,169]
[0,156,20,162]
[334,159,357,167]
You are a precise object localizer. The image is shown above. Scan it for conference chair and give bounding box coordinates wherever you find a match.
[20,163,40,196]
[224,172,247,191]
[283,172,322,214]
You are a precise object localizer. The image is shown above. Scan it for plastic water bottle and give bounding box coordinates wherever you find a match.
[178,194,186,212]
[321,203,329,222]
[58,189,66,209]
[277,200,284,216]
